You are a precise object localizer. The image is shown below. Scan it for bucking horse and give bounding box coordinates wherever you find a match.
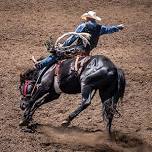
[19,32,126,134]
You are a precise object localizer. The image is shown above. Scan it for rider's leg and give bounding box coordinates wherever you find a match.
[35,54,57,70]
[62,83,93,126]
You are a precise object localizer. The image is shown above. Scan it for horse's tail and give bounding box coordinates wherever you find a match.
[116,68,126,102]
[102,68,126,113]
[101,68,126,133]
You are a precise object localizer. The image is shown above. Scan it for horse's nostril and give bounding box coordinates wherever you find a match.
[20,103,25,110]
[20,99,28,110]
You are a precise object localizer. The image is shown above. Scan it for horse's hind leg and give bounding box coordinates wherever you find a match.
[62,85,93,127]
[99,86,116,134]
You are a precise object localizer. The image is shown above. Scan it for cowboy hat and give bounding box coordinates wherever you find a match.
[81,11,101,21]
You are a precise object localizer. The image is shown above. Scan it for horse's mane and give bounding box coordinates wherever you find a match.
[20,56,46,84]
[20,68,39,83]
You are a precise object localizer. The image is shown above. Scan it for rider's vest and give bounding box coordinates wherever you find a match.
[78,22,101,52]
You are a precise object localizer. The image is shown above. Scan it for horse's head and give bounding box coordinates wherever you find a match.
[19,68,38,110]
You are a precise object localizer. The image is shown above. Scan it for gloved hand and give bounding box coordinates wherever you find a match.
[66,48,77,54]
[56,51,65,59]
[117,24,124,30]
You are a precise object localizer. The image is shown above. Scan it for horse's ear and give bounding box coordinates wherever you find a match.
[20,73,24,83]
[20,73,23,78]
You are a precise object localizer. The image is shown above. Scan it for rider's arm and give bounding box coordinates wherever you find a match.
[63,23,86,46]
[100,25,122,35]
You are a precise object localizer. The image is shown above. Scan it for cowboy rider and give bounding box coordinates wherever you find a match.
[35,11,124,69]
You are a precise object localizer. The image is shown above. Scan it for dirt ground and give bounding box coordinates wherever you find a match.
[0,0,152,151]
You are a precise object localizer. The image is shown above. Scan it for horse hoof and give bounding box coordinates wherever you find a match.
[19,120,29,126]
[61,120,70,127]
[20,126,35,133]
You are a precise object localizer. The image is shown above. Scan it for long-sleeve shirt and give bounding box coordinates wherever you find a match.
[63,20,121,51]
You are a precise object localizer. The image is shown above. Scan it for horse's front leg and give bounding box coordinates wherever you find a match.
[20,93,50,125]
[19,85,46,126]
[19,68,56,131]
[19,91,60,127]
[27,92,60,123]
[62,85,93,127]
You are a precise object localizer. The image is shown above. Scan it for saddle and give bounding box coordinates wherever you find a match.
[53,55,91,94]
[55,55,91,76]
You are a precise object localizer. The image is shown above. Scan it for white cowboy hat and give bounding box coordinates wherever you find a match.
[81,11,101,21]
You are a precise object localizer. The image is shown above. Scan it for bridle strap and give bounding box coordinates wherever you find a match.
[23,80,31,96]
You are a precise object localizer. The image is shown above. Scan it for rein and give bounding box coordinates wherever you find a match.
[30,65,57,96]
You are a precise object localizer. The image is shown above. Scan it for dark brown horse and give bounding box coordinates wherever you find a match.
[19,55,126,134]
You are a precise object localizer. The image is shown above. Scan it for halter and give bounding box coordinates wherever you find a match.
[23,80,32,96]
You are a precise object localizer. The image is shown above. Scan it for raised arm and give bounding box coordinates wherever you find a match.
[100,24,124,35]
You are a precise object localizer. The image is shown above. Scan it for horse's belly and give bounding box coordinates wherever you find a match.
[59,74,81,94]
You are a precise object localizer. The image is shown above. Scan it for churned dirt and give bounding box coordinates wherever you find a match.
[0,0,152,151]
